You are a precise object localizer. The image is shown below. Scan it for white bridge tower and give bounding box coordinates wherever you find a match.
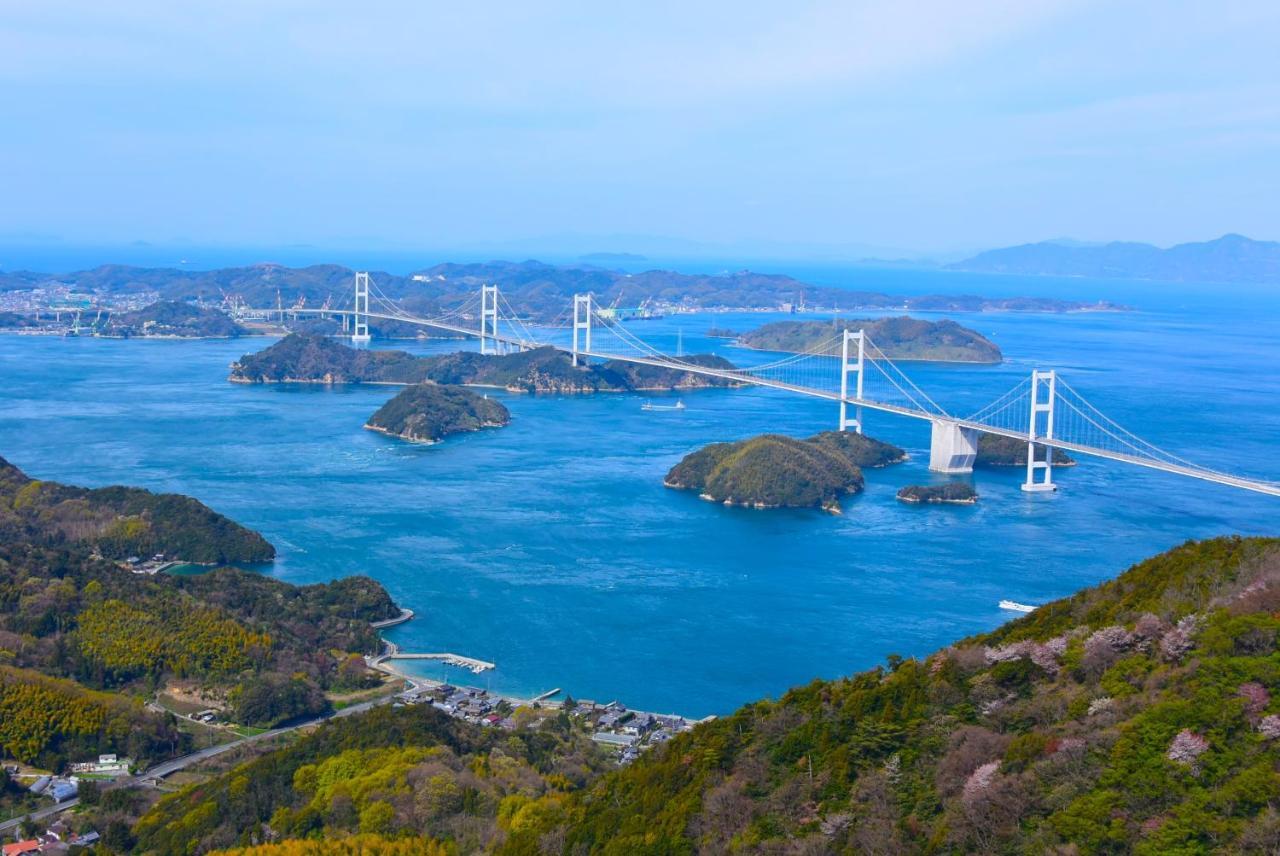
[572,294,592,366]
[480,284,500,355]
[1022,369,1057,492]
[838,328,865,433]
[352,272,371,344]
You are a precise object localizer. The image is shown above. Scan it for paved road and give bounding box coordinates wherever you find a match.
[0,696,394,836]
[0,799,79,835]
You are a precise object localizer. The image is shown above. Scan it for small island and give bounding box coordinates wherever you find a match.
[365,383,510,444]
[231,334,742,393]
[976,433,1075,467]
[897,483,979,505]
[736,316,1002,363]
[665,431,905,513]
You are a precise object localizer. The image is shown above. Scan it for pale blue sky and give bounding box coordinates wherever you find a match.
[2,1,1278,257]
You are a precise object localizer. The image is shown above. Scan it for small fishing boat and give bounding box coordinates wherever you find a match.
[999,599,1037,613]
[641,400,686,412]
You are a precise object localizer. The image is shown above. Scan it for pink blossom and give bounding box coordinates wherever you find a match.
[1085,625,1133,656]
[1258,715,1280,740]
[962,761,1000,805]
[1159,615,1202,662]
[1166,729,1209,766]
[984,641,1033,664]
[1238,682,1270,720]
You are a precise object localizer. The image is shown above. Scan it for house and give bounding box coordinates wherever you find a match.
[621,714,655,736]
[591,731,638,748]
[47,778,79,802]
[70,753,131,775]
[595,711,622,729]
[2,841,40,856]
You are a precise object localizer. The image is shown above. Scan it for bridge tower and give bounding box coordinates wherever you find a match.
[352,272,372,344]
[480,284,500,355]
[1022,369,1057,492]
[572,294,592,366]
[838,328,865,433]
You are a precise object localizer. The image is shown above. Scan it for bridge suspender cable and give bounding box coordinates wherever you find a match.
[249,275,1280,498]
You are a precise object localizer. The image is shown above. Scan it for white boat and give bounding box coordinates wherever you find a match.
[641,400,686,412]
[999,599,1037,613]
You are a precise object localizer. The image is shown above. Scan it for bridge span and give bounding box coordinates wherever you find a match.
[241,273,1280,498]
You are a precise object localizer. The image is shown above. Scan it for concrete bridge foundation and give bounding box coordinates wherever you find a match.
[929,419,979,473]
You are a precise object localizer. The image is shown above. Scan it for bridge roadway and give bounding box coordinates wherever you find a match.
[245,308,1280,497]
[574,348,1280,498]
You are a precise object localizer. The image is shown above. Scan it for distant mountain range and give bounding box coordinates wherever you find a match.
[951,233,1280,283]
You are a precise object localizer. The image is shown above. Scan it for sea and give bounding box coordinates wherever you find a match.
[1,259,1277,717]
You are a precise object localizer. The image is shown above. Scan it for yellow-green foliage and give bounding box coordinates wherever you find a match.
[274,746,434,831]
[0,666,114,762]
[74,599,270,679]
[212,835,452,855]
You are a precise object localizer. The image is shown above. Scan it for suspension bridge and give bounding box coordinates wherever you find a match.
[240,272,1280,498]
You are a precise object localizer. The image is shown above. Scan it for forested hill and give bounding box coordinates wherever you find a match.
[562,536,1280,853]
[736,316,1003,363]
[123,536,1280,853]
[0,457,403,770]
[0,259,1123,322]
[0,454,273,564]
[951,233,1280,284]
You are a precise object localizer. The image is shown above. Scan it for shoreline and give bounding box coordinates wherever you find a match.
[366,609,708,723]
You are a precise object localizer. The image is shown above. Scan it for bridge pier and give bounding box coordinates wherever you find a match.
[1022,369,1057,492]
[838,329,865,433]
[352,272,371,344]
[480,284,500,355]
[929,419,979,473]
[572,294,592,366]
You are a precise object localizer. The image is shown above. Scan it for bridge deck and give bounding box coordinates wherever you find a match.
[243,306,1280,498]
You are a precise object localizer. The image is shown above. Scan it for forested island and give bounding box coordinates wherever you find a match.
[365,384,510,444]
[1,259,1126,327]
[0,455,402,781]
[231,333,742,393]
[897,482,979,504]
[734,316,1002,362]
[665,430,906,512]
[976,433,1076,467]
[118,536,1280,854]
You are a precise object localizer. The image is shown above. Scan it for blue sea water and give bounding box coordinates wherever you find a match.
[1,267,1277,717]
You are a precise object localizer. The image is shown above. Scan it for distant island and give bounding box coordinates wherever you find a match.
[897,483,979,504]
[0,259,1128,330]
[735,316,1002,363]
[665,431,905,513]
[98,299,247,338]
[975,433,1075,467]
[0,454,273,564]
[231,333,743,393]
[951,233,1280,284]
[365,384,510,444]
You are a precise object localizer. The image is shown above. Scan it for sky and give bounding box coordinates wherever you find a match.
[2,1,1279,259]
